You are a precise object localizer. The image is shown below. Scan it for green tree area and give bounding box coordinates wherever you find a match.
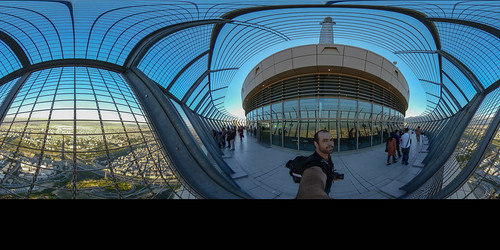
[67,178,133,191]
[456,149,475,164]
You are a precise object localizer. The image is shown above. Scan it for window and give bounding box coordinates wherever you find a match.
[0,67,193,199]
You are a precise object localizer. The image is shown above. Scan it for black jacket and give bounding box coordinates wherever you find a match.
[305,151,334,193]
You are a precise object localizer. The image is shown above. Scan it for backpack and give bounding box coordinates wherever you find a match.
[285,155,314,183]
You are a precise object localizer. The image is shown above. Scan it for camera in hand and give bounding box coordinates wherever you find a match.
[332,171,344,180]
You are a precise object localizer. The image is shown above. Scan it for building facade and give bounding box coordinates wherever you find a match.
[242,44,409,152]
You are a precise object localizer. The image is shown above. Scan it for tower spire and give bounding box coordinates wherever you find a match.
[319,16,336,44]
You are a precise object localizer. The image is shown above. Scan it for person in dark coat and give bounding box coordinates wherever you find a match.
[394,129,401,158]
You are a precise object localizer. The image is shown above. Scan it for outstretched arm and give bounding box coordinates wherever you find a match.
[296,166,330,199]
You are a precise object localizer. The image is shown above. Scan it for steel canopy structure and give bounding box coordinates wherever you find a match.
[0,0,498,199]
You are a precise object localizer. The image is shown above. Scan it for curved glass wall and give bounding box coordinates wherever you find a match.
[248,97,403,152]
[245,74,405,152]
[0,67,198,199]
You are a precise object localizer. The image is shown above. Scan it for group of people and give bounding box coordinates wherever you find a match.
[211,126,245,151]
[385,126,422,166]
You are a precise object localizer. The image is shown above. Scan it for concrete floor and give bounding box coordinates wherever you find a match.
[222,131,427,199]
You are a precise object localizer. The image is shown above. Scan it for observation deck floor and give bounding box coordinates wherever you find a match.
[223,131,426,199]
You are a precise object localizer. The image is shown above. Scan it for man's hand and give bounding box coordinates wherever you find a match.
[295,166,330,199]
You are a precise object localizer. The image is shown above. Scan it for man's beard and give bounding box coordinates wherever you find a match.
[321,145,334,154]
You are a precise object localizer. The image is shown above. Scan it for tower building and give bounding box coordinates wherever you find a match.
[319,16,336,44]
[242,17,409,151]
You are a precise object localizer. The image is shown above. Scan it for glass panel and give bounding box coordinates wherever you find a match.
[358,101,372,120]
[283,99,298,119]
[255,107,262,120]
[390,108,397,122]
[299,120,316,151]
[319,97,338,119]
[258,121,270,145]
[358,121,372,149]
[283,120,298,150]
[339,120,356,151]
[373,104,383,120]
[271,102,282,120]
[340,99,357,119]
[383,106,390,121]
[382,122,390,143]
[441,87,500,196]
[262,105,271,120]
[271,120,282,147]
[300,98,317,120]
[372,122,382,145]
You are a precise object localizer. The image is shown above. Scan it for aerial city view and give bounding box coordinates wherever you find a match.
[0,67,187,199]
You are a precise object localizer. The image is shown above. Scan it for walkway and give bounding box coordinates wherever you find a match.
[222,131,428,199]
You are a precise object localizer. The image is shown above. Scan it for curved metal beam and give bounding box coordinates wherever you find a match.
[428,18,500,39]
[437,50,485,93]
[0,30,31,68]
[124,19,232,69]
[219,4,441,50]
[166,50,209,92]
[397,49,485,95]
[0,58,125,85]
